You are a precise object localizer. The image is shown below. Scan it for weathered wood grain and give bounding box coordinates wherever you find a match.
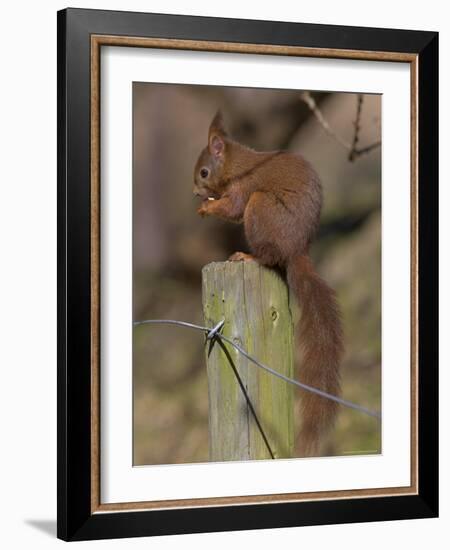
[202,260,294,462]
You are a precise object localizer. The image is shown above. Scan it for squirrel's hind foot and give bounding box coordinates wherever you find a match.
[228,252,255,262]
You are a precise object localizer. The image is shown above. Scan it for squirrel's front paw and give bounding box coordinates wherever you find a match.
[197,201,211,217]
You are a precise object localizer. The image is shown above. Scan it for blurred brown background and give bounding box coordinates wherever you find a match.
[133,82,381,465]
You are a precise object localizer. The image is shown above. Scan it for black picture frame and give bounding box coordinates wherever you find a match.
[57,7,438,541]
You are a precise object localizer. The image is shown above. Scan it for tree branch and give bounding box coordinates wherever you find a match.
[300,92,381,162]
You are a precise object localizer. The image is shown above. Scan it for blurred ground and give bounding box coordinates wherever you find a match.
[133,83,381,465]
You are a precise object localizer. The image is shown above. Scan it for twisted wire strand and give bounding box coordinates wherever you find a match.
[134,319,381,421]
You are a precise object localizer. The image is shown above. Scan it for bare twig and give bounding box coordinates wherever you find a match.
[348,94,363,161]
[352,140,382,158]
[299,91,351,150]
[300,91,381,162]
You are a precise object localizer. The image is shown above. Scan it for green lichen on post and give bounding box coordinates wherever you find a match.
[202,260,294,462]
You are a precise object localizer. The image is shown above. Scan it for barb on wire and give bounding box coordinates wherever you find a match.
[206,319,225,340]
[134,318,381,421]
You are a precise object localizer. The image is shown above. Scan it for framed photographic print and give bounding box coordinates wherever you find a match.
[57,8,438,541]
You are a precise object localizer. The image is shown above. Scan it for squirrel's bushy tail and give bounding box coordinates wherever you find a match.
[287,254,343,457]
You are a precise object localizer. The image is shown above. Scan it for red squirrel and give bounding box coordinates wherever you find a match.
[193,111,343,457]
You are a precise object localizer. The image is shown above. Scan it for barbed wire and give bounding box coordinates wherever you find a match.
[135,318,276,458]
[134,318,381,421]
[214,336,276,459]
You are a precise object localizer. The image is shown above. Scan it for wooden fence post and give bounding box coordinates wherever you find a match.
[202,260,294,462]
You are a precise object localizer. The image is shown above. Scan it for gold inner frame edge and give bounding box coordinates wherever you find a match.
[90,34,419,514]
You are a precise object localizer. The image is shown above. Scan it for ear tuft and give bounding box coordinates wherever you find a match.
[209,110,227,138]
[208,110,227,157]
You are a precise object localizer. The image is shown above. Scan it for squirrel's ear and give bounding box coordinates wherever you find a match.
[209,110,227,137]
[208,110,227,158]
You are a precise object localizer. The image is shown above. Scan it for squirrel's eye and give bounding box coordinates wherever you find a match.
[200,168,209,179]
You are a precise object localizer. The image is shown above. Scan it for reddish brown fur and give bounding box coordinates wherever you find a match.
[194,111,344,456]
